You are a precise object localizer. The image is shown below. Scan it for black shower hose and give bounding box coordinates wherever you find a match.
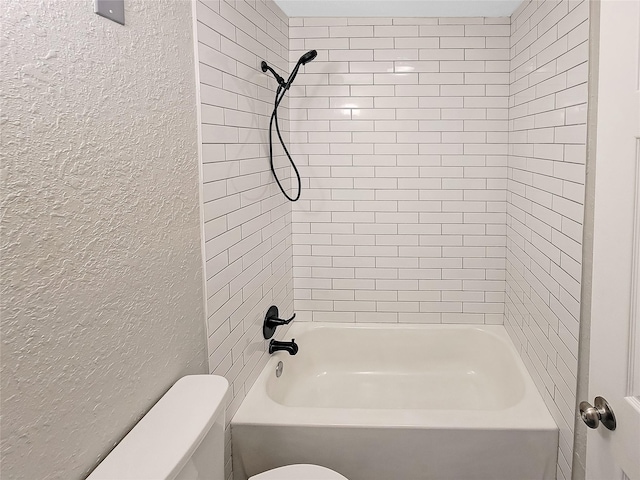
[269,84,302,202]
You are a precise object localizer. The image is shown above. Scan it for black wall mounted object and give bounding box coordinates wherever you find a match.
[261,50,317,202]
[263,305,296,339]
[269,339,298,356]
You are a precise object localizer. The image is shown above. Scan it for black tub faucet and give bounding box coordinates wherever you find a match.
[269,339,298,355]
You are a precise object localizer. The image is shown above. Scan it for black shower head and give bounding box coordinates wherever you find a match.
[263,51,317,202]
[299,49,317,65]
[285,50,318,89]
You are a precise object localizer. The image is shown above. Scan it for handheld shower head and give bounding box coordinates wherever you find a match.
[285,50,318,89]
[261,48,318,202]
[299,49,317,65]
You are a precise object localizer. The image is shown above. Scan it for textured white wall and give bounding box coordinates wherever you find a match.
[289,17,510,324]
[0,1,208,478]
[192,1,292,477]
[505,0,589,478]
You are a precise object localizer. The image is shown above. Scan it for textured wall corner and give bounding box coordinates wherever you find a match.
[0,1,208,478]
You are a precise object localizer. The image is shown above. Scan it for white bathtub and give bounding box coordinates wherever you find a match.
[232,323,558,480]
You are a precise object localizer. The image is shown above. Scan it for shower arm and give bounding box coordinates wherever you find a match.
[261,61,286,88]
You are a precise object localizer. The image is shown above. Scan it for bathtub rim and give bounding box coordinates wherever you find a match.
[232,322,558,432]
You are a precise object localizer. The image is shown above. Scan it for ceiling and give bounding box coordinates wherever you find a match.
[275,0,523,18]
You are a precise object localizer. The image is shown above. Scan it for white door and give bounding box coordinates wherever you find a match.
[585,0,640,479]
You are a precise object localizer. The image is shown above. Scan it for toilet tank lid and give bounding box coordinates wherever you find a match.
[88,375,229,480]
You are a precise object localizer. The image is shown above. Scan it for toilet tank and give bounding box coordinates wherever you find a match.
[88,375,229,480]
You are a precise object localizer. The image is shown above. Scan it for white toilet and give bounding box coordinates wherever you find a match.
[87,375,347,480]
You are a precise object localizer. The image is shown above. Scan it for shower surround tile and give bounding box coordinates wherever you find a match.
[506,1,588,479]
[289,17,510,325]
[198,5,588,479]
[193,1,292,478]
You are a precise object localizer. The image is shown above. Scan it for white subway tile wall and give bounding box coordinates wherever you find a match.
[289,17,511,324]
[196,3,589,478]
[506,1,588,479]
[194,1,292,478]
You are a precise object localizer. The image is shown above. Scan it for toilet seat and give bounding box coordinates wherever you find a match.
[249,464,348,480]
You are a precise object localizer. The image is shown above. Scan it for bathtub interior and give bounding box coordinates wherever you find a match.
[267,325,526,410]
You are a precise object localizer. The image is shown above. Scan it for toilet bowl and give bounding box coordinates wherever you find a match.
[249,464,348,480]
[87,375,347,480]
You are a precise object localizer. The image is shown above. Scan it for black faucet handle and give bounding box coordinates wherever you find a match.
[268,312,296,326]
[263,306,296,339]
